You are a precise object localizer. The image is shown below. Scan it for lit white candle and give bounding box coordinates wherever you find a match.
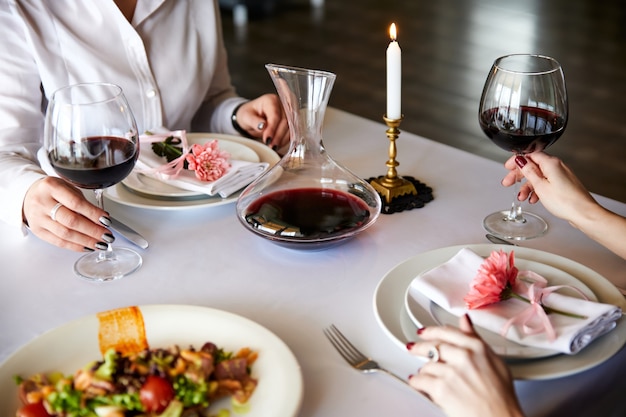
[386,23,401,119]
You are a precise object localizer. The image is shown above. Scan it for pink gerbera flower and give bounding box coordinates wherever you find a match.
[464,250,518,309]
[463,250,587,341]
[185,140,231,182]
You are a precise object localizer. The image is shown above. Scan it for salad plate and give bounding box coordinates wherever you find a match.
[0,304,303,416]
[104,133,280,210]
[374,244,626,380]
[122,136,261,199]
[405,256,596,360]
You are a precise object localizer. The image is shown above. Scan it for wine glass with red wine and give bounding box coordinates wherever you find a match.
[44,82,141,281]
[478,54,568,240]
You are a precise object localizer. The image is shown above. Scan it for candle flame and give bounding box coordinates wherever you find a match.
[389,23,397,41]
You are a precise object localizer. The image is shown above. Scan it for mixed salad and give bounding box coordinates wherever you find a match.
[14,342,258,417]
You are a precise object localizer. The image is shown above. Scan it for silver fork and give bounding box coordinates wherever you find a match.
[323,324,410,387]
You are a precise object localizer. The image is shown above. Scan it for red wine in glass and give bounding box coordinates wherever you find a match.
[49,136,138,189]
[478,54,568,240]
[479,106,566,154]
[44,82,142,281]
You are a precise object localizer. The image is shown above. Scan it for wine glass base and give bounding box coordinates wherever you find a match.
[483,210,548,241]
[74,248,142,282]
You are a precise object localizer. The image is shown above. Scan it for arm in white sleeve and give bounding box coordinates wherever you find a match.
[0,1,48,228]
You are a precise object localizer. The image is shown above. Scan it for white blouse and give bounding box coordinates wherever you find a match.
[0,0,246,227]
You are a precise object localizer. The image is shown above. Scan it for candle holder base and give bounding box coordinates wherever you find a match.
[369,175,417,203]
[367,175,434,214]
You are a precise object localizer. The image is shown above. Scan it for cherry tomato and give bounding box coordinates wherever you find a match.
[16,402,52,417]
[139,375,175,413]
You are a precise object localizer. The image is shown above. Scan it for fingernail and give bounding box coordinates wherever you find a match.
[95,242,109,251]
[515,155,527,168]
[83,247,95,252]
[406,341,415,350]
[465,313,473,325]
[272,145,278,151]
[417,327,425,335]
[408,374,414,380]
[99,216,112,227]
[101,233,115,243]
[265,136,272,145]
[517,191,523,201]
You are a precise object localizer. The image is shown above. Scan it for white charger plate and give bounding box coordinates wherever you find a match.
[123,137,261,199]
[0,304,303,416]
[405,256,596,360]
[104,134,279,210]
[374,244,626,380]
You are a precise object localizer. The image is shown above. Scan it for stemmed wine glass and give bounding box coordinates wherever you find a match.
[478,54,568,240]
[44,82,142,281]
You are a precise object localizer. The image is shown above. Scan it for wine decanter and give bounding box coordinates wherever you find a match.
[236,64,382,249]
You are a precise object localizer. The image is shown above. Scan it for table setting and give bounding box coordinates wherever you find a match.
[377,244,626,381]
[104,133,280,211]
[2,24,626,417]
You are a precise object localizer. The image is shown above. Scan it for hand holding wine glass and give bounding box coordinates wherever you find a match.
[478,54,568,240]
[44,82,141,281]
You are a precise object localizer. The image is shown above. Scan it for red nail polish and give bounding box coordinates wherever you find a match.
[406,341,415,350]
[515,155,527,168]
[417,327,425,335]
[408,374,413,380]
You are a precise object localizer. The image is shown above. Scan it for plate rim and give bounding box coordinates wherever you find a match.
[373,243,626,380]
[0,304,303,416]
[104,133,280,210]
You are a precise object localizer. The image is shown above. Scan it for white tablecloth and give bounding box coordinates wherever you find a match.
[1,108,625,416]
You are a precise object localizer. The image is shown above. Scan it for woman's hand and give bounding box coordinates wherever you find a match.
[502,152,597,220]
[234,94,289,150]
[407,315,524,417]
[502,152,626,259]
[23,177,114,252]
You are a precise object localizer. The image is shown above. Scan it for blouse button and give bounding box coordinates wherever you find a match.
[146,89,157,98]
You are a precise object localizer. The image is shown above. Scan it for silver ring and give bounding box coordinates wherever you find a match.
[427,345,440,362]
[257,121,266,130]
[50,202,63,221]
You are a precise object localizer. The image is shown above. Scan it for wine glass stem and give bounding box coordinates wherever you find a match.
[94,189,114,260]
[506,163,526,223]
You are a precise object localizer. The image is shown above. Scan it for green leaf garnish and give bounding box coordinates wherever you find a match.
[151,136,183,163]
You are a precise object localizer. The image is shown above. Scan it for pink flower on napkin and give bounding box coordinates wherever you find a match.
[464,250,518,309]
[185,140,231,182]
[463,249,588,342]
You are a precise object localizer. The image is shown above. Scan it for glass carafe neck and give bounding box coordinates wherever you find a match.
[266,64,336,152]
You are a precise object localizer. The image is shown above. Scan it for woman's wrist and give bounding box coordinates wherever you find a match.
[567,198,606,232]
[574,204,626,259]
[231,101,254,139]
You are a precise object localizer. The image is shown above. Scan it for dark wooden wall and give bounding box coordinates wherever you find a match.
[221,0,626,202]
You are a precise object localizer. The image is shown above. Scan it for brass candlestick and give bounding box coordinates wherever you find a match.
[369,114,417,203]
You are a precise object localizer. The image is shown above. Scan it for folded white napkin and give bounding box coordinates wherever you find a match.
[408,248,622,354]
[135,138,268,198]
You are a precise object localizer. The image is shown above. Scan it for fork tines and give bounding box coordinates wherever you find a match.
[324,324,368,365]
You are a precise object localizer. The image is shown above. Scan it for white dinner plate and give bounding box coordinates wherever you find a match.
[405,256,596,360]
[104,133,280,210]
[122,137,261,199]
[374,244,626,380]
[0,304,303,416]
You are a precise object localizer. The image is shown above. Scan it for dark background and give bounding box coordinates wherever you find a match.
[220,0,626,202]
